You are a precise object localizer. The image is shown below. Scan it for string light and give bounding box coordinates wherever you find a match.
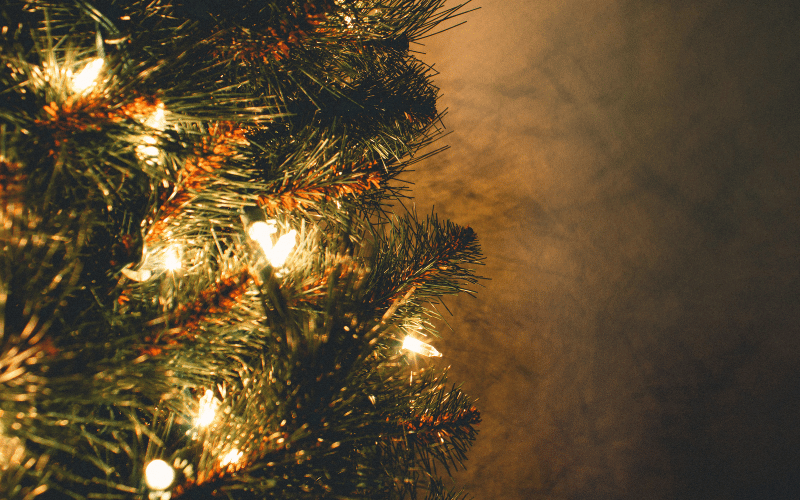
[195,389,220,427]
[120,244,183,281]
[136,135,160,156]
[131,102,167,165]
[144,103,167,130]
[144,459,175,490]
[248,221,297,268]
[248,220,277,242]
[220,448,243,467]
[70,57,104,94]
[269,230,297,267]
[163,245,182,272]
[402,336,442,357]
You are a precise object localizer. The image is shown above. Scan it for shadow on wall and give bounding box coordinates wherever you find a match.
[411,1,800,499]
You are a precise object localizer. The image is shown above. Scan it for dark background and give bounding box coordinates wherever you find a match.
[410,1,800,499]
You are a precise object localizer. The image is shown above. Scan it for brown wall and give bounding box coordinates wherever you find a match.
[410,1,800,498]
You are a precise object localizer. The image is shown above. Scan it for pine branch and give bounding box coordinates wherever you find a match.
[365,212,485,313]
[2,1,482,498]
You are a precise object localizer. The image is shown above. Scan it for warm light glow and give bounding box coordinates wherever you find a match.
[163,245,181,271]
[402,336,442,357]
[120,266,152,282]
[269,229,297,267]
[220,448,243,467]
[248,220,277,243]
[144,459,175,490]
[136,135,160,162]
[144,104,167,130]
[249,221,297,267]
[71,58,104,94]
[0,433,24,469]
[195,389,219,427]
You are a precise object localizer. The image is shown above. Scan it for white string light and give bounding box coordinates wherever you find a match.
[269,230,297,267]
[163,245,182,272]
[143,103,167,130]
[144,459,175,491]
[120,244,184,282]
[248,220,277,243]
[195,389,220,428]
[70,57,104,94]
[248,221,297,268]
[136,135,161,163]
[220,448,243,467]
[402,336,442,357]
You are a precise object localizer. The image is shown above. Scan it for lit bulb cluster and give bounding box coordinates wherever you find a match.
[65,57,169,166]
[63,49,305,493]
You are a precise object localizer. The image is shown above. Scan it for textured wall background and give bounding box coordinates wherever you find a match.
[410,1,800,499]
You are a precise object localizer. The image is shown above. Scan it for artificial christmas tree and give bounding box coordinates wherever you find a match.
[0,1,482,499]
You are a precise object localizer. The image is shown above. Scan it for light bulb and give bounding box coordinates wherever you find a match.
[195,389,219,427]
[136,135,160,163]
[163,245,181,271]
[248,222,296,268]
[267,229,297,267]
[402,336,442,357]
[248,221,277,247]
[144,459,175,490]
[71,58,104,94]
[144,104,167,130]
[220,448,243,467]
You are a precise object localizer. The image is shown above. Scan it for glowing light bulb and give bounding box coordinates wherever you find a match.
[135,135,160,163]
[402,336,442,357]
[163,245,181,271]
[195,389,219,427]
[144,104,167,130]
[268,229,297,267]
[248,222,296,268]
[71,58,104,94]
[248,220,277,245]
[220,448,243,467]
[144,459,175,490]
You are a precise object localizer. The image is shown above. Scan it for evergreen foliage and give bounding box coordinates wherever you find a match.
[0,1,482,498]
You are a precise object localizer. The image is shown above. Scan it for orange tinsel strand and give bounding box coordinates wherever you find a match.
[216,1,337,64]
[138,268,254,354]
[144,122,248,244]
[257,159,383,214]
[399,405,481,445]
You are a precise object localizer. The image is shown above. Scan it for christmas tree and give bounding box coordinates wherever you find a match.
[0,1,483,499]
